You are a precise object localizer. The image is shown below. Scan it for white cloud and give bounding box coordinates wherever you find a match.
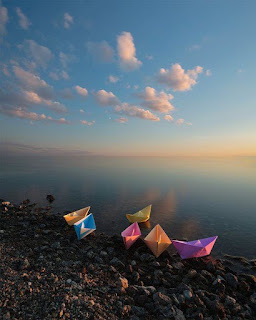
[87,41,114,63]
[115,117,128,123]
[75,85,88,97]
[188,44,201,51]
[164,114,174,122]
[59,51,75,68]
[206,69,212,76]
[145,55,153,60]
[13,65,54,100]
[49,72,59,80]
[80,119,95,126]
[93,90,120,106]
[61,70,69,80]
[80,109,85,113]
[2,64,9,76]
[157,63,203,91]
[115,103,159,121]
[108,75,119,83]
[0,1,8,38]
[117,32,142,71]
[23,40,53,68]
[63,12,73,29]
[138,86,174,113]
[0,106,69,124]
[16,7,31,30]
[176,118,192,126]
[23,90,67,113]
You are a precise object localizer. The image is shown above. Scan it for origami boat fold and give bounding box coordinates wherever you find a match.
[121,222,141,249]
[126,204,152,223]
[144,224,172,258]
[64,206,90,226]
[74,213,96,240]
[172,236,218,259]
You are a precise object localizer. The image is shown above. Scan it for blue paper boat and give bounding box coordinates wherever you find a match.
[74,213,96,240]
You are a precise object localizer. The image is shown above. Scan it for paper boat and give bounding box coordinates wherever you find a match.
[64,206,90,226]
[126,205,152,223]
[121,222,141,249]
[172,236,218,259]
[144,224,172,258]
[74,213,96,240]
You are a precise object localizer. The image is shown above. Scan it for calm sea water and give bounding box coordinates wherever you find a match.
[1,156,256,258]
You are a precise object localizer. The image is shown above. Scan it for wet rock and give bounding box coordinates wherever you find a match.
[225,272,238,288]
[153,292,171,305]
[225,295,236,306]
[213,275,225,285]
[139,253,155,262]
[131,306,146,317]
[46,195,55,203]
[173,262,184,270]
[118,276,128,289]
[110,257,125,268]
[183,289,193,299]
[187,269,197,278]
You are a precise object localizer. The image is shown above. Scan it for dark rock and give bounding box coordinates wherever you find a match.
[140,253,155,262]
[131,306,146,317]
[225,273,238,288]
[46,195,55,203]
[153,292,171,305]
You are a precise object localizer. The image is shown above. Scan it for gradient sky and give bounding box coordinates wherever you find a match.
[1,0,256,156]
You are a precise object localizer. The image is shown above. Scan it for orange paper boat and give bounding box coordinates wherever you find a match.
[144,224,172,258]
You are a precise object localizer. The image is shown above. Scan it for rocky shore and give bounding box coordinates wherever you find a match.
[0,200,255,320]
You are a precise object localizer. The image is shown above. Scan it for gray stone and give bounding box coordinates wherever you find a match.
[225,273,238,288]
[118,276,129,289]
[183,290,193,299]
[153,292,171,305]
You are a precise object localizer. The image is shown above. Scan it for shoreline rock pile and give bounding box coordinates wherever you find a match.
[0,200,255,319]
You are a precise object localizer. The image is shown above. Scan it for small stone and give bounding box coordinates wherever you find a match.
[153,292,171,305]
[110,257,125,268]
[183,290,193,299]
[100,250,108,258]
[173,262,184,270]
[66,279,72,284]
[187,269,197,278]
[118,276,129,289]
[131,306,145,317]
[225,273,238,288]
[213,275,225,285]
[225,295,236,306]
[131,260,137,266]
[139,253,155,262]
[46,194,55,202]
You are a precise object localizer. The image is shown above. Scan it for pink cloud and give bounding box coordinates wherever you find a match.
[115,117,128,123]
[93,89,120,106]
[117,32,142,71]
[164,114,174,122]
[115,103,160,121]
[157,63,203,91]
[80,119,95,126]
[138,86,174,113]
[75,85,88,97]
[63,13,73,29]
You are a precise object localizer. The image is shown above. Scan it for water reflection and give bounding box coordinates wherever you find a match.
[1,156,256,258]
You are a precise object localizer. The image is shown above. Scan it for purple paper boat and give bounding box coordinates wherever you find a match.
[121,222,141,249]
[172,236,218,259]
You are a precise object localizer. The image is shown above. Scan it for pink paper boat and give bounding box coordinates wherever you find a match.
[172,236,218,259]
[121,222,141,249]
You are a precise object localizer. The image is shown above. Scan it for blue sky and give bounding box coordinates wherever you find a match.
[1,0,256,156]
